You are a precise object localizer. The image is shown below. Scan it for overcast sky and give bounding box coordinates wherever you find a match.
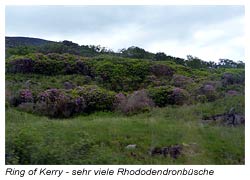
[6,5,244,62]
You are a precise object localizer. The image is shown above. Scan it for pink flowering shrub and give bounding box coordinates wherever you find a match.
[168,87,190,105]
[116,90,154,115]
[150,64,174,77]
[36,89,86,118]
[199,84,218,102]
[9,89,34,107]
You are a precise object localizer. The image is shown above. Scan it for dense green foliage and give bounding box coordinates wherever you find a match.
[6,37,245,69]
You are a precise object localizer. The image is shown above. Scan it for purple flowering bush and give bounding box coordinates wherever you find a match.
[167,87,190,105]
[113,93,127,109]
[116,90,154,115]
[19,89,33,103]
[150,64,174,77]
[172,75,194,88]
[199,84,219,102]
[36,89,86,118]
[9,89,34,107]
[222,72,245,86]
[226,90,239,96]
[7,58,35,73]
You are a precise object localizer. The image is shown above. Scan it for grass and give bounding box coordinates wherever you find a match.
[6,95,245,165]
[6,74,93,95]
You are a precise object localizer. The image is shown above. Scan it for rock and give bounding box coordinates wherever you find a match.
[202,108,245,126]
[126,144,137,150]
[169,145,182,159]
[162,147,169,157]
[150,145,182,159]
[150,147,163,156]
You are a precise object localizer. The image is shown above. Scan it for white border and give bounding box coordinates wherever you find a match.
[1,0,249,179]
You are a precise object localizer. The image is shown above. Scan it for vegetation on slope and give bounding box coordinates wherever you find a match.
[6,96,245,165]
[5,36,245,164]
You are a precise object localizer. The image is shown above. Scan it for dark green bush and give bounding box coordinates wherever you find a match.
[147,86,173,107]
[71,85,116,113]
[6,53,92,76]
[91,58,151,91]
[6,58,35,73]
[148,86,190,106]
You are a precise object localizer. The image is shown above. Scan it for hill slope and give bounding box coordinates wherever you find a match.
[6,36,52,48]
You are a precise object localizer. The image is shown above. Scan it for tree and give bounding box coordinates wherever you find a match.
[186,55,207,69]
[218,59,237,68]
[154,52,167,61]
[120,46,154,59]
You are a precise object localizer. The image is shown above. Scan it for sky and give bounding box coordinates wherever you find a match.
[5,5,244,62]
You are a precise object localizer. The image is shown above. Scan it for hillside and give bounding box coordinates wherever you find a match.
[6,36,52,48]
[5,37,245,165]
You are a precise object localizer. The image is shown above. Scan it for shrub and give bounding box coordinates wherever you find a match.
[222,73,234,85]
[148,86,190,106]
[172,74,194,88]
[117,90,154,115]
[63,82,75,90]
[6,54,92,76]
[147,86,173,107]
[36,89,86,118]
[72,85,116,113]
[19,89,33,103]
[167,87,190,105]
[9,89,33,107]
[17,103,35,113]
[113,93,127,109]
[226,90,239,96]
[221,72,245,86]
[196,95,207,103]
[75,60,93,76]
[7,58,35,73]
[199,84,219,102]
[150,64,174,77]
[91,58,151,91]
[33,60,65,75]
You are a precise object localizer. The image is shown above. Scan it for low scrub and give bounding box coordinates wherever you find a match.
[148,86,190,107]
[69,85,116,113]
[116,90,154,115]
[36,89,86,118]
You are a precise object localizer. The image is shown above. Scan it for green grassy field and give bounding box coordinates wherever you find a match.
[6,95,244,165]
